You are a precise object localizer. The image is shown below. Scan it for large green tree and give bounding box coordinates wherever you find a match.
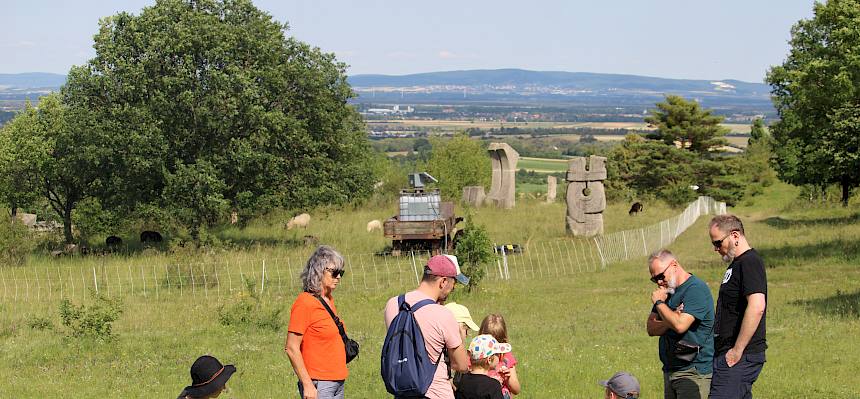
[0,93,131,243]
[606,135,744,206]
[65,0,375,234]
[766,0,860,206]
[425,134,491,200]
[0,102,47,219]
[645,95,729,154]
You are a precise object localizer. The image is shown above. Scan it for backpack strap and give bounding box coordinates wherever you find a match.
[315,295,349,344]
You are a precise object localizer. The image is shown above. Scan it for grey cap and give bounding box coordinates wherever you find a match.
[598,371,640,398]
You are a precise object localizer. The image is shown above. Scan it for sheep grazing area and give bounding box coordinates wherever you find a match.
[1,183,859,397]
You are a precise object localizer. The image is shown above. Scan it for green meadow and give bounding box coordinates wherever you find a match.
[2,183,859,397]
[517,157,570,173]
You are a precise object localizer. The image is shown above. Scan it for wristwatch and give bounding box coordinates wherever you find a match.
[654,299,665,307]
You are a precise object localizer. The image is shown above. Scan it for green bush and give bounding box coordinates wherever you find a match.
[217,276,283,331]
[58,294,123,341]
[0,218,35,265]
[72,198,121,240]
[454,212,495,292]
[27,315,54,331]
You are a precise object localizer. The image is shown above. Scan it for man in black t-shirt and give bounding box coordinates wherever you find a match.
[708,215,767,399]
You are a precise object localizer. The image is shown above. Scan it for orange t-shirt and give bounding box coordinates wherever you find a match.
[287,292,349,380]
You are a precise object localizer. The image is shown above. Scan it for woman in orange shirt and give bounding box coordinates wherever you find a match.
[286,245,350,399]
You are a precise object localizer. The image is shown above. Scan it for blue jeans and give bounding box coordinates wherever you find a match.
[298,380,345,399]
[709,351,766,399]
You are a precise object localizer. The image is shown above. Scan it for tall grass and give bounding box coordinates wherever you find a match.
[2,183,860,397]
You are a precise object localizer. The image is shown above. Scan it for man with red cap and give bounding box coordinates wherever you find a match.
[384,254,471,399]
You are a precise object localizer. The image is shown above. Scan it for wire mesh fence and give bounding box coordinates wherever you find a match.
[0,197,724,304]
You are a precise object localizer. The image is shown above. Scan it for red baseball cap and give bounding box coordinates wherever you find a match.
[425,255,470,285]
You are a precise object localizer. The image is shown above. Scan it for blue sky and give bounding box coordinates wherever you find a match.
[1,0,815,82]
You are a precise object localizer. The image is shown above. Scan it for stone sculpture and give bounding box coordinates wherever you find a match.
[565,155,607,236]
[485,143,519,209]
[462,185,486,207]
[546,176,557,203]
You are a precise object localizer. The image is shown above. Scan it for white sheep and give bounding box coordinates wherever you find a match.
[367,219,383,233]
[287,213,311,230]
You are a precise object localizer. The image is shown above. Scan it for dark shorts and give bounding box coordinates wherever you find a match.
[709,351,766,399]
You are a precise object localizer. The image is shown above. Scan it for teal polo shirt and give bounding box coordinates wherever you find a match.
[656,274,715,374]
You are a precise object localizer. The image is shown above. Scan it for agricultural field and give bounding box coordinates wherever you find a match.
[368,119,752,134]
[2,183,859,397]
[518,157,569,173]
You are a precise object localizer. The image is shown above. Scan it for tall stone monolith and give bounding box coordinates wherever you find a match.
[486,143,519,209]
[565,156,607,236]
[546,176,557,203]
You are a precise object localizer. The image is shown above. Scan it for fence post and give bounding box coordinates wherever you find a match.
[261,259,266,295]
[1,264,6,300]
[593,237,607,269]
[497,246,505,279]
[641,228,648,256]
[410,251,419,285]
[93,267,99,295]
[622,231,629,260]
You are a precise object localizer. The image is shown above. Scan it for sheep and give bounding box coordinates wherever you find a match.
[140,231,163,243]
[106,236,123,247]
[628,202,644,216]
[367,219,383,233]
[287,213,311,230]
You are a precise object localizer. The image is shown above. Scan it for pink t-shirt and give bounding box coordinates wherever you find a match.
[384,290,463,399]
[487,351,518,397]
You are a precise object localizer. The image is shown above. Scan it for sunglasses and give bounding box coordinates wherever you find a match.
[711,232,735,248]
[650,262,673,284]
[326,268,345,278]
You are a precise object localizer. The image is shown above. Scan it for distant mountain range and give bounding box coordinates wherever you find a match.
[0,69,775,114]
[347,69,773,111]
[0,73,67,89]
[349,69,769,95]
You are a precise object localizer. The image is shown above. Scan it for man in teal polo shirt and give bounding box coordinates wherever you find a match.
[646,249,715,399]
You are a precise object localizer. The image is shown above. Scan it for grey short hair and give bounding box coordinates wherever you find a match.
[648,249,676,267]
[301,245,344,294]
[709,214,745,235]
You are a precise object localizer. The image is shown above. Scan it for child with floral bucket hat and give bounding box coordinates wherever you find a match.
[454,334,512,399]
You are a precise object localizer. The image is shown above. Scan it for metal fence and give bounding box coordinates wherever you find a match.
[0,197,724,303]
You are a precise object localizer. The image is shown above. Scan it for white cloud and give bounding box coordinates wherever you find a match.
[438,50,457,59]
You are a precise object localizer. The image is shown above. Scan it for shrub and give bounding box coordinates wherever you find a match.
[58,294,123,341]
[0,218,35,265]
[454,212,495,292]
[217,276,283,331]
[27,315,54,331]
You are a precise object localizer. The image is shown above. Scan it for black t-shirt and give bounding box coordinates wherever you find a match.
[714,248,767,354]
[455,373,504,399]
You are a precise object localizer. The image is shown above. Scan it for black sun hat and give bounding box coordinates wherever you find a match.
[179,355,236,398]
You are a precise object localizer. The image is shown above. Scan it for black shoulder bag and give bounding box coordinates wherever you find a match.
[670,288,712,363]
[315,295,360,363]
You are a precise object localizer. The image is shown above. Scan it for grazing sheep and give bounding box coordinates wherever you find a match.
[628,202,644,216]
[140,231,163,243]
[287,213,311,230]
[106,236,123,247]
[367,219,383,233]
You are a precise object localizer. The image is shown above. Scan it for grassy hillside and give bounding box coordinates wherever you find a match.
[2,183,859,397]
